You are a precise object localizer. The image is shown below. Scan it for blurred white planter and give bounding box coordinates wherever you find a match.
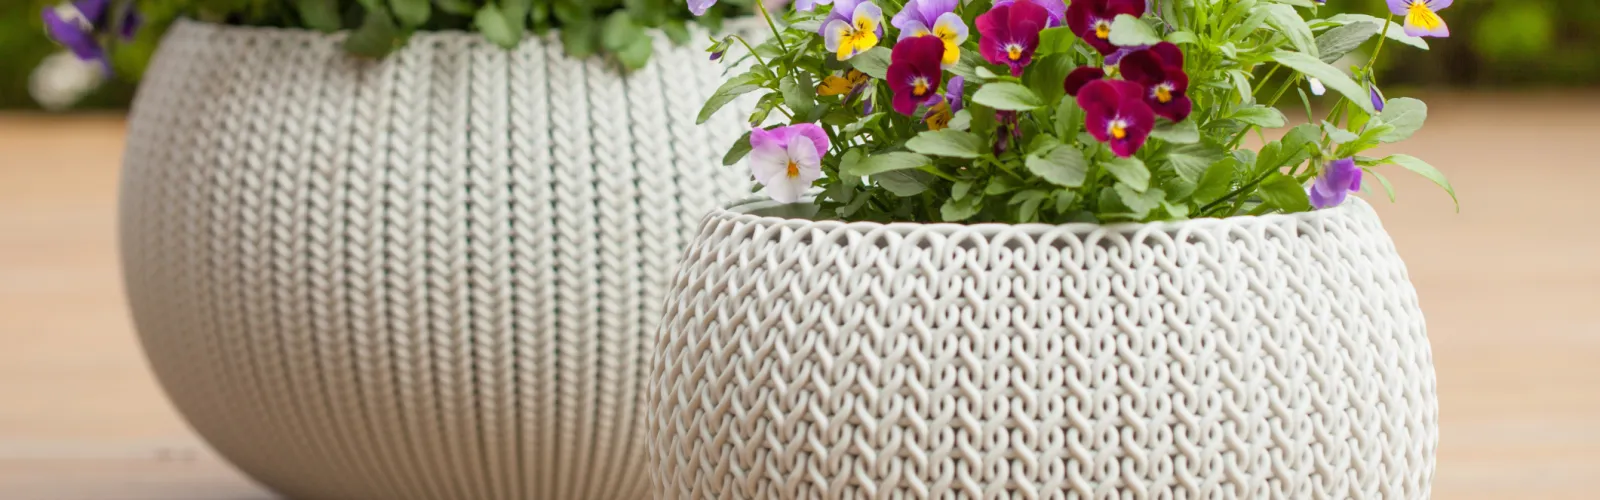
[650,197,1439,499]
[119,20,752,500]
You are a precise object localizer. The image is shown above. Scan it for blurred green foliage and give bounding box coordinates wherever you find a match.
[3,0,1597,110]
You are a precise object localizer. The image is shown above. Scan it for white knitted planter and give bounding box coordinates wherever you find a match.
[650,196,1438,499]
[119,20,753,499]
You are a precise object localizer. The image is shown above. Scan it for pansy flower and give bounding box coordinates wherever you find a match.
[1063,66,1105,96]
[42,0,141,73]
[1065,0,1146,55]
[748,124,831,203]
[892,0,968,67]
[817,69,871,101]
[1388,0,1451,38]
[1078,79,1155,158]
[824,0,885,61]
[1309,158,1362,209]
[976,0,1050,77]
[993,0,1067,26]
[795,0,831,11]
[887,35,946,116]
[1118,42,1192,122]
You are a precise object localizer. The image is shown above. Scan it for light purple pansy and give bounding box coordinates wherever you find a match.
[748,124,831,203]
[1388,0,1451,38]
[946,76,965,112]
[1309,158,1362,209]
[688,0,718,16]
[891,0,957,35]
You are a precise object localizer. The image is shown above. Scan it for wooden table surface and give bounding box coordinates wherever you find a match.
[2,92,1597,499]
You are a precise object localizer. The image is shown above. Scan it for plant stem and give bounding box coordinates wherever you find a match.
[732,35,773,71]
[754,0,791,53]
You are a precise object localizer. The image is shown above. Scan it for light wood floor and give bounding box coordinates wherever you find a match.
[2,92,1597,499]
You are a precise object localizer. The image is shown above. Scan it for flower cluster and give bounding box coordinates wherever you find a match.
[694,0,1458,222]
[41,0,141,74]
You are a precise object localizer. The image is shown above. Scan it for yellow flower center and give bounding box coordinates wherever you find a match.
[1110,120,1128,140]
[786,160,800,178]
[1155,84,1173,104]
[1406,1,1444,32]
[1095,21,1112,40]
[913,77,930,97]
[1007,45,1024,61]
[926,102,952,131]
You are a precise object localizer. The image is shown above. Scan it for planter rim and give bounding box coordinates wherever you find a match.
[166,16,767,44]
[713,194,1371,236]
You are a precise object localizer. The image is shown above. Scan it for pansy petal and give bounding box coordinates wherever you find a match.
[1063,66,1105,96]
[1427,0,1453,10]
[748,144,791,184]
[763,174,811,204]
[1150,41,1184,68]
[1403,9,1449,37]
[897,20,932,40]
[853,1,884,29]
[788,136,822,171]
[824,19,851,52]
[1386,0,1411,16]
[933,12,969,43]
[791,123,832,159]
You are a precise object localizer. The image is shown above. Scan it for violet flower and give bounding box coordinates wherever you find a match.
[1063,66,1105,96]
[823,0,885,61]
[795,0,832,11]
[946,76,965,112]
[1309,158,1362,209]
[994,111,1025,155]
[992,0,1067,27]
[1118,42,1192,122]
[977,0,1050,77]
[1389,0,1452,38]
[42,0,140,73]
[689,0,718,15]
[1370,81,1387,112]
[1065,0,1146,55]
[892,0,968,67]
[748,124,831,203]
[1078,79,1155,158]
[887,35,946,116]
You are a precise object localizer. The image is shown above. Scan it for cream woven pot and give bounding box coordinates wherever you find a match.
[119,20,752,500]
[650,196,1439,499]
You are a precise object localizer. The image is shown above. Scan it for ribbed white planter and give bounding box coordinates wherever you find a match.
[650,196,1438,499]
[119,20,752,500]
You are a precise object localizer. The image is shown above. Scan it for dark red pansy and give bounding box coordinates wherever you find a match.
[1063,66,1106,96]
[1119,42,1192,122]
[1065,0,1146,55]
[1077,79,1155,158]
[887,35,947,116]
[977,0,1050,76]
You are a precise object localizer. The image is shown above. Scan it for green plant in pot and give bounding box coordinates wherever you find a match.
[649,0,1455,497]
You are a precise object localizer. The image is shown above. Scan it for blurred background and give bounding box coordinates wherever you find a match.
[2,1,1597,499]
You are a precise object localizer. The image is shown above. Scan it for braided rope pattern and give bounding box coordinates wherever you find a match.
[119,20,753,499]
[650,197,1439,499]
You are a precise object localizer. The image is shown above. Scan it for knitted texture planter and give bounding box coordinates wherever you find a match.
[119,20,751,500]
[650,197,1438,499]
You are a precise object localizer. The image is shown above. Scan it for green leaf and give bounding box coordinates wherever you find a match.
[1254,141,1284,175]
[1102,157,1150,192]
[1262,4,1317,57]
[1053,96,1084,139]
[949,109,972,131]
[1270,51,1377,113]
[1193,157,1237,205]
[1364,168,1397,202]
[616,37,653,70]
[952,179,973,200]
[722,132,752,166]
[1384,154,1458,209]
[1281,123,1322,156]
[1328,14,1429,50]
[394,0,432,27]
[780,73,817,119]
[1150,120,1199,144]
[985,175,1021,195]
[849,47,892,80]
[1038,27,1079,55]
[1227,69,1255,105]
[1258,172,1312,213]
[1114,183,1165,218]
[1321,121,1360,144]
[1335,123,1392,157]
[1023,54,1074,110]
[344,8,401,58]
[435,0,476,15]
[1167,144,1223,183]
[877,170,934,196]
[1026,146,1089,187]
[846,152,933,176]
[907,129,984,158]
[1167,30,1199,46]
[973,82,1044,111]
[561,19,598,58]
[1054,190,1078,212]
[1231,106,1287,128]
[941,197,982,221]
[1110,14,1162,47]
[1316,21,1379,63]
[838,148,865,176]
[601,11,643,51]
[293,0,342,32]
[477,5,525,49]
[697,71,765,124]
[1377,97,1427,143]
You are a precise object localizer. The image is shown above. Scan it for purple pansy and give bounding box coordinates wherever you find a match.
[749,124,831,203]
[42,0,140,73]
[1118,42,1192,122]
[887,35,946,116]
[977,0,1050,77]
[1078,79,1155,158]
[689,0,718,15]
[1065,0,1146,55]
[1309,158,1363,209]
[1388,0,1452,38]
[823,0,885,60]
[1063,66,1105,96]
[992,0,1067,27]
[945,75,965,112]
